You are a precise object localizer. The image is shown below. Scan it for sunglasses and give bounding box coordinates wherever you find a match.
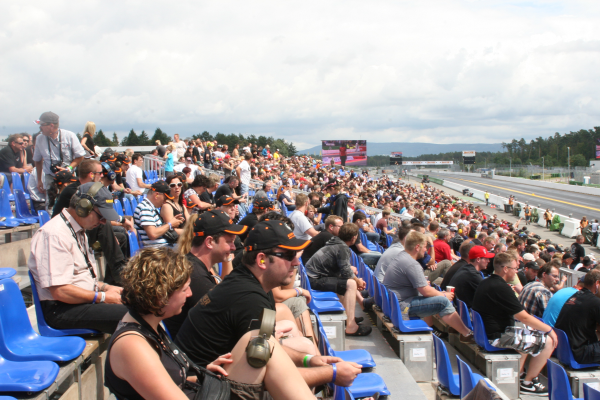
[169,182,183,188]
[266,250,297,261]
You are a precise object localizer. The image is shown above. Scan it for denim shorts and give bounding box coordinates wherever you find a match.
[408,296,456,318]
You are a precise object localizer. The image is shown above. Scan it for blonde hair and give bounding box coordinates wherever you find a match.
[83,121,96,136]
[404,230,426,252]
[177,213,198,255]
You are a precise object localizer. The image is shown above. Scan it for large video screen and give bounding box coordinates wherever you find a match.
[596,138,600,159]
[322,140,367,166]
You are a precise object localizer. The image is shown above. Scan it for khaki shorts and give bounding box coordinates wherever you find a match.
[228,379,272,400]
[282,296,309,319]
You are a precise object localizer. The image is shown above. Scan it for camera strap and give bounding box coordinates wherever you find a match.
[47,129,63,164]
[59,212,97,282]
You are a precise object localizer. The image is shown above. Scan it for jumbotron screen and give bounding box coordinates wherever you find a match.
[322,140,367,166]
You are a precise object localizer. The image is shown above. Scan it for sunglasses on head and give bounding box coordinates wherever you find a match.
[169,182,183,188]
[265,249,297,261]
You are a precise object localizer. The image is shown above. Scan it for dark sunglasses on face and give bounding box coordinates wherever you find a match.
[266,250,297,261]
[169,182,183,188]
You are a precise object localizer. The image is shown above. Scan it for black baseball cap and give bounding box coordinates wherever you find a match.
[216,195,239,207]
[324,180,339,190]
[54,170,77,186]
[525,261,540,270]
[253,197,272,211]
[245,220,311,252]
[76,182,119,222]
[151,180,171,194]
[116,154,130,164]
[193,209,247,237]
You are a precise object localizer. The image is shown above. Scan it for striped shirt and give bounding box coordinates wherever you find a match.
[134,198,168,248]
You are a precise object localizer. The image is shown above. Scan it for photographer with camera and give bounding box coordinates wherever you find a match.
[34,111,86,194]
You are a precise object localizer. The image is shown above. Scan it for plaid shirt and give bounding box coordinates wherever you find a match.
[518,281,553,318]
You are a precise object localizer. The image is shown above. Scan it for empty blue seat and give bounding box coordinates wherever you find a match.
[113,198,124,217]
[0,355,59,393]
[130,196,139,210]
[471,309,507,352]
[457,299,473,331]
[345,373,390,398]
[0,268,15,280]
[0,189,25,227]
[555,328,600,369]
[389,291,433,333]
[23,171,31,193]
[123,197,134,216]
[0,278,86,361]
[316,314,376,369]
[38,210,51,226]
[28,271,99,337]
[13,190,39,223]
[11,173,29,199]
[433,335,461,396]
[548,359,583,400]
[128,231,140,257]
[584,383,600,400]
[456,355,493,398]
[0,174,14,201]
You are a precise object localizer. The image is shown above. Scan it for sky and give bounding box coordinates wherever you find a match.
[2,1,600,150]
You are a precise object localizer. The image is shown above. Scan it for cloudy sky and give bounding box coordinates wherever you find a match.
[2,1,600,149]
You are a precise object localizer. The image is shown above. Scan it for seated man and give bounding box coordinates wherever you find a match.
[28,182,128,333]
[0,133,31,187]
[375,208,396,238]
[350,212,382,267]
[433,228,459,262]
[289,193,319,240]
[301,215,343,265]
[383,231,474,341]
[448,245,494,308]
[472,252,557,395]
[542,280,580,327]
[305,223,374,336]
[374,226,411,282]
[517,255,539,286]
[176,220,363,388]
[238,197,271,241]
[555,270,600,364]
[440,241,476,291]
[518,263,560,318]
[133,181,184,248]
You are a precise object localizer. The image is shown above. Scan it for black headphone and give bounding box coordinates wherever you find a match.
[101,162,116,181]
[75,182,104,218]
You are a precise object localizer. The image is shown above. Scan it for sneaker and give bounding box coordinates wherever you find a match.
[520,380,548,396]
[433,327,448,339]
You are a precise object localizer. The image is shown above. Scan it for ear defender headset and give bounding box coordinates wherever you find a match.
[245,308,276,368]
[75,182,104,218]
[101,162,116,181]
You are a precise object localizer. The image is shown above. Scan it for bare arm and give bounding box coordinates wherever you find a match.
[305,227,319,238]
[70,156,83,169]
[417,285,451,300]
[48,284,122,304]
[136,178,152,189]
[187,192,212,210]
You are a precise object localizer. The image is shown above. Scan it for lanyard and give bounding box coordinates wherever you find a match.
[47,129,63,163]
[59,212,97,281]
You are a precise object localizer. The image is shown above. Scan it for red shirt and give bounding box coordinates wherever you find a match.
[433,239,453,262]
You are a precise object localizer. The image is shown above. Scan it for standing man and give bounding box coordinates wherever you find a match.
[173,133,186,160]
[0,134,32,186]
[320,180,349,222]
[339,143,347,167]
[571,235,586,267]
[34,112,86,194]
[484,191,490,206]
[235,152,252,197]
[524,204,531,226]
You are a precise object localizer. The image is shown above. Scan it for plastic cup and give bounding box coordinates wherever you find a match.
[446,286,455,293]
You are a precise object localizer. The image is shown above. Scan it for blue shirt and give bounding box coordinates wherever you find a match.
[165,153,174,172]
[542,287,578,327]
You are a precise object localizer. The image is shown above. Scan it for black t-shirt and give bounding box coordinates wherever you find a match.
[52,181,81,217]
[192,147,201,163]
[555,288,600,361]
[214,184,233,202]
[440,259,468,290]
[175,266,275,366]
[238,213,258,241]
[199,190,214,206]
[164,254,217,340]
[302,231,334,265]
[472,274,524,338]
[0,145,23,174]
[203,151,212,165]
[517,270,535,287]
[448,263,483,309]
[82,133,96,156]
[156,145,166,157]
[25,146,34,165]
[571,243,586,266]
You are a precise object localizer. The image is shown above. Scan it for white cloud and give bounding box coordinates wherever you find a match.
[1,0,600,149]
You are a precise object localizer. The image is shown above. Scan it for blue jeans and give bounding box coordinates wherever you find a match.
[408,296,456,318]
[359,252,382,267]
[240,183,249,196]
[366,231,380,244]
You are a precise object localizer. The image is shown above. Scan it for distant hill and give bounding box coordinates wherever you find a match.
[298,142,504,157]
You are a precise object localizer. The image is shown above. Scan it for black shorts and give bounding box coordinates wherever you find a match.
[309,277,347,295]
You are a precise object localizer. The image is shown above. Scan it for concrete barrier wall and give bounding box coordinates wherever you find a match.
[492,175,600,196]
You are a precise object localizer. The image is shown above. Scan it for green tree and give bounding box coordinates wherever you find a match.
[94,129,113,146]
[151,128,171,146]
[288,142,298,156]
[138,130,151,145]
[121,129,139,146]
[111,133,120,146]
[570,153,587,167]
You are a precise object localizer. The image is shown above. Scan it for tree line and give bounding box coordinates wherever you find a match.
[78,128,298,157]
[364,126,600,168]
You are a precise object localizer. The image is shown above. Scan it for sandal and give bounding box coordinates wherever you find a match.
[346,325,372,336]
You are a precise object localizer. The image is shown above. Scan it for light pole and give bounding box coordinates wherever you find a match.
[541,157,544,181]
[509,157,512,177]
[568,147,570,183]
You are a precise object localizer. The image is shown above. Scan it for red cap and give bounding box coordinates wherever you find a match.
[468,245,495,259]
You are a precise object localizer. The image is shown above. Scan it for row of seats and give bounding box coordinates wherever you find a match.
[113,196,142,217]
[548,359,600,400]
[143,170,159,184]
[0,172,31,202]
[0,188,41,228]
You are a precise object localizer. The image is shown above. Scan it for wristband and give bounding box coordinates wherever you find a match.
[546,328,553,334]
[295,288,301,297]
[303,354,314,368]
[331,363,337,383]
[92,291,98,304]
[168,222,173,230]
[100,292,106,303]
[67,165,73,171]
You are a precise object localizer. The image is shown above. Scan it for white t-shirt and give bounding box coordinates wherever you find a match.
[238,160,251,185]
[289,210,313,240]
[242,146,251,154]
[174,140,186,159]
[127,164,144,192]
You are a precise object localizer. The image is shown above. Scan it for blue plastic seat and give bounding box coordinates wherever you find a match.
[315,314,376,368]
[0,355,59,392]
[584,383,600,400]
[456,355,493,398]
[300,271,345,313]
[23,171,31,193]
[346,373,390,398]
[373,279,383,310]
[548,359,583,400]
[13,190,39,223]
[28,272,100,337]
[0,268,15,280]
[457,299,473,331]
[38,210,51,227]
[123,197,134,216]
[0,278,86,361]
[11,173,29,200]
[113,198,124,217]
[380,284,392,320]
[432,335,461,396]
[0,189,26,227]
[127,231,140,257]
[297,267,340,302]
[471,309,507,352]
[555,328,600,369]
[386,234,393,248]
[333,385,355,400]
[389,291,433,333]
[130,196,138,210]
[0,174,14,201]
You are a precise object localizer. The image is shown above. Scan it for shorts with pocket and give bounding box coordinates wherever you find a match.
[309,277,347,295]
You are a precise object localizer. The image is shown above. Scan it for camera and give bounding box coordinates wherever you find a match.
[50,161,68,174]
